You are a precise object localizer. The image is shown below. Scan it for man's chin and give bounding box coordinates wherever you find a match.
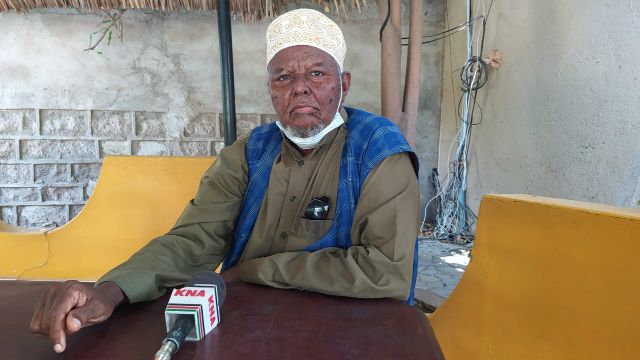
[281,116,326,137]
[286,124,326,139]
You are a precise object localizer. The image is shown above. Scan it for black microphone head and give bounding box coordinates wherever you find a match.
[185,271,227,305]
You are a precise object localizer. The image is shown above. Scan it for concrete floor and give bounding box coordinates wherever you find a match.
[414,237,472,307]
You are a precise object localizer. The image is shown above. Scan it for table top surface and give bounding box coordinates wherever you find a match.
[1,280,444,360]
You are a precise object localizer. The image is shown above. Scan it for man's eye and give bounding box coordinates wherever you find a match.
[277,74,291,81]
[310,71,323,77]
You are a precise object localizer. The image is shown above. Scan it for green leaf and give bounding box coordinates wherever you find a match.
[108,30,112,46]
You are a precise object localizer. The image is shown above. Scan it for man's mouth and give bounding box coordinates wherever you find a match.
[289,105,318,115]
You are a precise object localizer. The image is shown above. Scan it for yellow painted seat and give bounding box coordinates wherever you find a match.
[430,194,640,360]
[0,156,214,281]
[0,227,48,279]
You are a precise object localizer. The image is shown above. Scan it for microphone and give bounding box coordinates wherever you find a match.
[154,271,226,360]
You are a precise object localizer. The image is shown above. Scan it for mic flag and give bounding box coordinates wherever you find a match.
[164,271,226,341]
[155,272,226,360]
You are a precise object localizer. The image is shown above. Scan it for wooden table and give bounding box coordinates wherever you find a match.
[1,281,444,359]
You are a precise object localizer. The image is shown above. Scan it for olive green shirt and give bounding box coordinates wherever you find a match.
[98,118,419,302]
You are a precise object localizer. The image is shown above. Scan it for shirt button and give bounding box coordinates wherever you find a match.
[297,160,304,166]
[289,195,297,203]
[280,232,288,240]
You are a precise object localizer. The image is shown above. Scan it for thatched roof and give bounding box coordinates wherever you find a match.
[0,0,368,20]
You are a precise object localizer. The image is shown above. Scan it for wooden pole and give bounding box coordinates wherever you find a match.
[402,0,424,147]
[377,0,403,128]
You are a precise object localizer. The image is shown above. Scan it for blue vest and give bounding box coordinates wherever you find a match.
[222,107,419,303]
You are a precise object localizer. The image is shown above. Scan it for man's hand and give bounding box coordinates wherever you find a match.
[221,266,242,283]
[29,280,126,353]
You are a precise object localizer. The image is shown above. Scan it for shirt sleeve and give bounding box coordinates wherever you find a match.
[95,136,249,303]
[235,152,419,301]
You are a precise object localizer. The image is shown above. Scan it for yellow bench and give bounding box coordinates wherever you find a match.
[0,156,214,280]
[431,194,640,360]
[4,162,639,359]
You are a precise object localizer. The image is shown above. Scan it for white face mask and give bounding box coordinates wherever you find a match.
[276,111,344,149]
[276,77,344,150]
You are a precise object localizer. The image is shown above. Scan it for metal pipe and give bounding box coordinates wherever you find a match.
[217,0,237,146]
[456,0,474,233]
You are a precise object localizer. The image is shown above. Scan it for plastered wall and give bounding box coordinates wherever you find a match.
[440,0,640,214]
[0,3,445,227]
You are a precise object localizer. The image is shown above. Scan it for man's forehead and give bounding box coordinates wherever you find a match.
[268,46,338,71]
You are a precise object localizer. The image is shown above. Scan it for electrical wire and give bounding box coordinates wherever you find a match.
[421,0,495,243]
[421,0,458,238]
[379,0,391,42]
[456,88,484,126]
[479,0,496,57]
[420,124,464,232]
[469,91,484,125]
[401,16,484,46]
[460,57,488,91]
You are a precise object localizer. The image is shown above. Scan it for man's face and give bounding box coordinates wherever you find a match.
[267,45,351,138]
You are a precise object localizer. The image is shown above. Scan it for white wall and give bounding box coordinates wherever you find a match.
[440,0,640,214]
[0,10,380,116]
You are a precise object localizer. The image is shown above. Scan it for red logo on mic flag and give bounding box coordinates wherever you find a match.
[208,295,217,326]
[174,289,206,297]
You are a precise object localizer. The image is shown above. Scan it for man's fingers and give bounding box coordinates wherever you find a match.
[66,314,82,333]
[47,282,85,353]
[29,281,120,353]
[48,322,66,353]
[29,293,46,334]
[29,285,64,349]
[53,343,65,353]
[38,285,59,333]
[67,298,109,332]
[48,303,69,353]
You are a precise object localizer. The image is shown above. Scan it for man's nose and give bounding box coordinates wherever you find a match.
[291,74,310,95]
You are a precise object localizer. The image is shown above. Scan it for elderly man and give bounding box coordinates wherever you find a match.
[30,8,419,353]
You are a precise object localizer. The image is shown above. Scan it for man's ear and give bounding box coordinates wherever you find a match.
[340,71,352,105]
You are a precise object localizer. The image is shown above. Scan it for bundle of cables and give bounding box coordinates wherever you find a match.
[420,0,495,243]
[381,0,496,243]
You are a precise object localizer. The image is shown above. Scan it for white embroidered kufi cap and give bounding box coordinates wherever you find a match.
[266,8,346,71]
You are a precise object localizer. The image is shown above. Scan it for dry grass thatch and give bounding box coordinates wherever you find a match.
[0,0,368,20]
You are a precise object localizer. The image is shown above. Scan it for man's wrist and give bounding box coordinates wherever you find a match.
[96,281,128,309]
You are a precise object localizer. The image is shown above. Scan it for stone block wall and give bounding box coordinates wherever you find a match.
[0,109,272,228]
